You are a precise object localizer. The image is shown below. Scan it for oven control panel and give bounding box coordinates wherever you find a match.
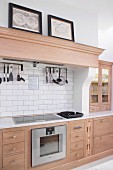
[46,127,55,135]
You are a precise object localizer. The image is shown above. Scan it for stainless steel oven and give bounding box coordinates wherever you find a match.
[32,125,66,167]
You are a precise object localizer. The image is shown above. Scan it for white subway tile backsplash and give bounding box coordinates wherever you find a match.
[0,64,74,117]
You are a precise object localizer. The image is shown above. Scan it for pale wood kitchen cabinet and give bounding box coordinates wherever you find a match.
[0,127,26,170]
[93,116,113,155]
[89,61,112,112]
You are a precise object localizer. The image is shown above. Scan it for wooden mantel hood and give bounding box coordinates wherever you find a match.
[0,26,104,67]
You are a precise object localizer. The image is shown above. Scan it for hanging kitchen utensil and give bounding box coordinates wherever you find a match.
[46,67,49,83]
[3,64,6,82]
[9,65,13,81]
[49,67,53,83]
[52,67,59,84]
[58,68,66,86]
[7,64,9,82]
[20,64,25,82]
[57,68,62,82]
[0,77,2,84]
[65,68,68,84]
[17,65,21,81]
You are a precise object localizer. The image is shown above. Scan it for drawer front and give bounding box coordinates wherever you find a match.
[3,164,25,170]
[93,134,113,154]
[70,149,84,161]
[3,153,25,168]
[94,118,113,136]
[90,106,97,112]
[70,122,85,132]
[3,142,25,156]
[0,131,2,143]
[71,141,84,152]
[0,148,2,169]
[3,130,25,144]
[71,132,84,142]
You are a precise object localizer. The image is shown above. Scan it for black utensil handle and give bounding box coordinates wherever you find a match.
[7,65,9,82]
[20,77,25,82]
[46,67,48,83]
[0,78,2,84]
[59,68,60,78]
[3,64,5,82]
[66,68,67,79]
[21,64,23,71]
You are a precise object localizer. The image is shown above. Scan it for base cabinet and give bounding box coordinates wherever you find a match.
[1,116,113,170]
[69,120,87,162]
[0,128,26,170]
[93,134,113,154]
[93,116,113,155]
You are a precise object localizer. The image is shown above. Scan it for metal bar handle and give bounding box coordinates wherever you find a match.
[74,126,82,129]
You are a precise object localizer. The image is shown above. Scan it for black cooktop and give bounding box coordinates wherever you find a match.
[57,111,84,119]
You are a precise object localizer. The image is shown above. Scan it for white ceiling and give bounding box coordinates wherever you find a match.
[60,0,113,30]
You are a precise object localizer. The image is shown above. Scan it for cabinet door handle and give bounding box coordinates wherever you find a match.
[76,153,79,157]
[13,148,16,151]
[75,135,79,138]
[74,126,82,129]
[100,120,103,123]
[13,135,16,139]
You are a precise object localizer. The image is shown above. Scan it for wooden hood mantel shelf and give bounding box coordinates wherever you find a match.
[0,26,104,67]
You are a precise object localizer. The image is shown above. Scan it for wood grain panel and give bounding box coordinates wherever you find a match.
[70,149,84,161]
[3,153,25,168]
[93,117,113,137]
[3,142,24,155]
[2,164,25,170]
[71,132,84,142]
[71,141,84,152]
[3,130,25,144]
[70,122,85,132]
[93,134,113,154]
[0,26,104,68]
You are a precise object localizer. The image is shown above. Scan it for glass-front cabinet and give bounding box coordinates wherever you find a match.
[90,68,99,104]
[89,61,112,112]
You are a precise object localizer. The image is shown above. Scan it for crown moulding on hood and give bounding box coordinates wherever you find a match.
[0,26,104,67]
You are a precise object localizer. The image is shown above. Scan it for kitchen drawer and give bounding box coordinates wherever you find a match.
[3,153,25,168]
[0,145,2,169]
[93,117,113,137]
[89,106,97,112]
[0,131,2,143]
[3,142,25,156]
[93,134,113,155]
[71,141,84,152]
[70,121,85,132]
[3,130,25,144]
[70,149,84,161]
[71,132,84,142]
[3,164,25,170]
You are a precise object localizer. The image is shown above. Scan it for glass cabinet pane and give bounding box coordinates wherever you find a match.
[90,68,99,104]
[102,68,109,103]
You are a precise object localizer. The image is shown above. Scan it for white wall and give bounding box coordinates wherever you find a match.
[99,28,113,62]
[0,63,73,117]
[0,0,98,47]
[73,67,96,114]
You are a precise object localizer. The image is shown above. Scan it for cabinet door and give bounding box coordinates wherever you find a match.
[90,68,99,105]
[100,64,111,105]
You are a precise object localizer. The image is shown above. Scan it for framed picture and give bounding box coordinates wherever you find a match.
[9,3,42,34]
[48,15,74,41]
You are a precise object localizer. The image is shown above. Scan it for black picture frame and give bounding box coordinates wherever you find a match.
[8,3,42,34]
[48,15,74,41]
